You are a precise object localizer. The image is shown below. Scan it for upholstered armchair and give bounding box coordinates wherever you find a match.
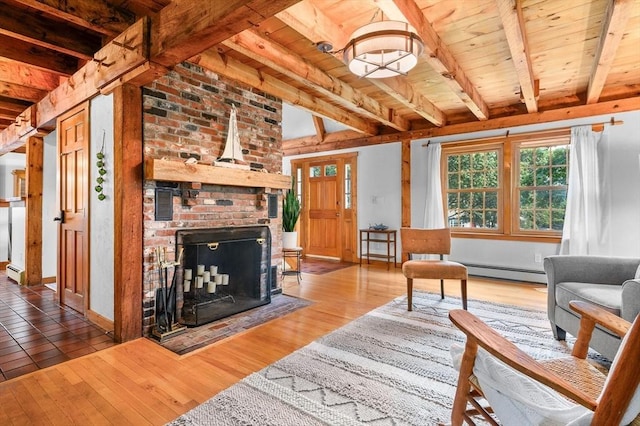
[544,255,640,361]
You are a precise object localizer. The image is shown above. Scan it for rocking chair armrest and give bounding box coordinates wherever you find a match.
[449,309,598,411]
[569,300,631,338]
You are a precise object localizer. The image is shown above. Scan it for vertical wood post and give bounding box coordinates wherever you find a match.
[401,139,411,263]
[113,84,143,342]
[25,136,43,286]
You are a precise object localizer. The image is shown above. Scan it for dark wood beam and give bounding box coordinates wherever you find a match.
[0,5,102,59]
[0,82,48,103]
[11,0,135,37]
[0,34,78,76]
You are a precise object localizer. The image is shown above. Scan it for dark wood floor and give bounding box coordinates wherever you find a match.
[0,263,546,424]
[0,274,115,382]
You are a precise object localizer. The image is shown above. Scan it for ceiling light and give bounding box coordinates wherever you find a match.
[343,20,424,79]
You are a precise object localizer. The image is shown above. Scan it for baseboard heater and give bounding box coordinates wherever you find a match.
[458,262,545,275]
[6,264,25,285]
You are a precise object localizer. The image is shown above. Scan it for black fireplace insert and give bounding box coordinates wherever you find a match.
[175,225,272,326]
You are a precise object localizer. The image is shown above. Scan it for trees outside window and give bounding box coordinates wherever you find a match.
[442,130,570,241]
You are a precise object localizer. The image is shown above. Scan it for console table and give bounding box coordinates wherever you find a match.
[359,229,397,270]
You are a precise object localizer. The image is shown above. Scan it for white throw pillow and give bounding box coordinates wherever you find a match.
[635,262,640,279]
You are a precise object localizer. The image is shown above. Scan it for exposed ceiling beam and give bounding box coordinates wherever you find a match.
[284,129,363,149]
[149,0,302,69]
[0,58,61,91]
[496,0,538,113]
[0,35,77,76]
[586,0,633,104]
[276,1,351,52]
[11,0,134,37]
[223,30,409,131]
[0,97,30,113]
[275,1,446,126]
[283,97,640,155]
[369,78,446,126]
[192,49,378,136]
[312,115,325,142]
[0,5,101,60]
[0,82,48,103]
[378,0,490,120]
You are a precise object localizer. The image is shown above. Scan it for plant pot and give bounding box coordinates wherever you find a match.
[283,231,298,249]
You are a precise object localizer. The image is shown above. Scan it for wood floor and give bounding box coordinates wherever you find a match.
[0,264,546,425]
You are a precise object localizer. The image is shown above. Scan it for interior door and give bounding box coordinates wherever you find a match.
[307,160,341,257]
[57,104,89,314]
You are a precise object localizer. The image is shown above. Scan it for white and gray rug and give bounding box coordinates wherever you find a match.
[168,291,606,426]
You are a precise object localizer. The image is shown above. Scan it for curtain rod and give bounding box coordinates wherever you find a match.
[421,117,624,147]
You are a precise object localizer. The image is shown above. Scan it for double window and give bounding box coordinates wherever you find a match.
[442,130,570,240]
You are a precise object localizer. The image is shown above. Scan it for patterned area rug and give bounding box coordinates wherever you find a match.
[300,257,355,275]
[156,294,312,355]
[168,291,608,425]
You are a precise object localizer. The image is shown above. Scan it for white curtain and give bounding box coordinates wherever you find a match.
[560,125,609,255]
[423,143,445,229]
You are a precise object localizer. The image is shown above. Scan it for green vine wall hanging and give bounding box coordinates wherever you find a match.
[95,131,107,201]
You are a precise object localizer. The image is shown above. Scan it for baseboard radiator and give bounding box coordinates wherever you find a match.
[6,264,25,285]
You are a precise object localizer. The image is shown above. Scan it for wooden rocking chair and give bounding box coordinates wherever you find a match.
[449,301,640,425]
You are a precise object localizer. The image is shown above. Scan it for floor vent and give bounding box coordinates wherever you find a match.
[6,264,25,285]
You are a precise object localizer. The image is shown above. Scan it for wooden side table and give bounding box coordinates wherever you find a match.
[359,229,397,270]
[282,247,303,284]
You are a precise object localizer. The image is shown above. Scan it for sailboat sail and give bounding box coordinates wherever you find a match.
[219,105,245,162]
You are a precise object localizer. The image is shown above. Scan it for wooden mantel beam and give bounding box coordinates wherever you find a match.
[223,30,408,131]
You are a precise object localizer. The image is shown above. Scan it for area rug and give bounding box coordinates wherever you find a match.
[157,294,312,355]
[300,257,355,275]
[168,291,607,425]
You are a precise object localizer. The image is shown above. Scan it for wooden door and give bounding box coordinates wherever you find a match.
[307,160,341,257]
[292,153,358,261]
[57,104,89,314]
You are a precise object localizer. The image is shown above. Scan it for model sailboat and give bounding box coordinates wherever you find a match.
[216,105,250,170]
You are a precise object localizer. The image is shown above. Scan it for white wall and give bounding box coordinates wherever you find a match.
[89,94,115,321]
[42,131,57,278]
[284,109,640,283]
[0,153,25,198]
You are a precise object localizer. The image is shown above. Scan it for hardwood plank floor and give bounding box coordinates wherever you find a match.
[0,264,547,425]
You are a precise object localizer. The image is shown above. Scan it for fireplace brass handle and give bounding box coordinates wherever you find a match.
[207,242,219,250]
[256,238,265,245]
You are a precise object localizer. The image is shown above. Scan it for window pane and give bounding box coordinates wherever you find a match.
[310,166,321,177]
[551,146,568,165]
[535,211,550,230]
[471,172,485,188]
[485,211,497,228]
[535,147,549,166]
[448,192,458,210]
[551,166,566,185]
[552,210,565,230]
[447,156,459,172]
[472,192,484,209]
[472,153,485,170]
[520,210,534,229]
[344,164,351,209]
[459,192,470,209]
[520,190,533,208]
[536,190,550,208]
[487,151,498,168]
[535,168,550,186]
[448,173,459,189]
[520,166,534,186]
[520,149,533,166]
[486,169,498,188]
[325,164,337,176]
[460,171,471,188]
[485,191,497,209]
[551,189,567,209]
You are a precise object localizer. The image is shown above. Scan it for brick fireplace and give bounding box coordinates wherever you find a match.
[142,62,286,335]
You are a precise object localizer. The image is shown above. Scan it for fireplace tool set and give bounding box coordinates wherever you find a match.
[152,246,187,342]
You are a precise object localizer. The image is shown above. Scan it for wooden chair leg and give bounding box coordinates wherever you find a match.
[452,339,478,426]
[407,278,413,311]
[461,279,467,310]
[440,279,445,299]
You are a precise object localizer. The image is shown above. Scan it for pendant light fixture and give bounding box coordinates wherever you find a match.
[343,17,424,79]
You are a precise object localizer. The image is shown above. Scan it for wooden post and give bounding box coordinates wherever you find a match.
[113,84,143,342]
[401,139,411,263]
[25,136,43,286]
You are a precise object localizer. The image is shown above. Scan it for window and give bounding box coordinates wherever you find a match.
[442,130,570,240]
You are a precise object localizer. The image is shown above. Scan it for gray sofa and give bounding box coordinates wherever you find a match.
[544,255,640,361]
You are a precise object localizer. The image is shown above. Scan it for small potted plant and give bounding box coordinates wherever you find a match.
[282,177,301,248]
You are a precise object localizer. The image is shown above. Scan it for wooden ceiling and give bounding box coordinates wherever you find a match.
[0,0,639,155]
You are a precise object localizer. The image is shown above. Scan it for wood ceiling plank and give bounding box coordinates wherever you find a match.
[223,30,409,131]
[0,34,78,76]
[0,5,101,59]
[586,0,633,104]
[192,49,378,136]
[496,0,538,112]
[149,0,301,68]
[369,78,446,127]
[11,0,134,36]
